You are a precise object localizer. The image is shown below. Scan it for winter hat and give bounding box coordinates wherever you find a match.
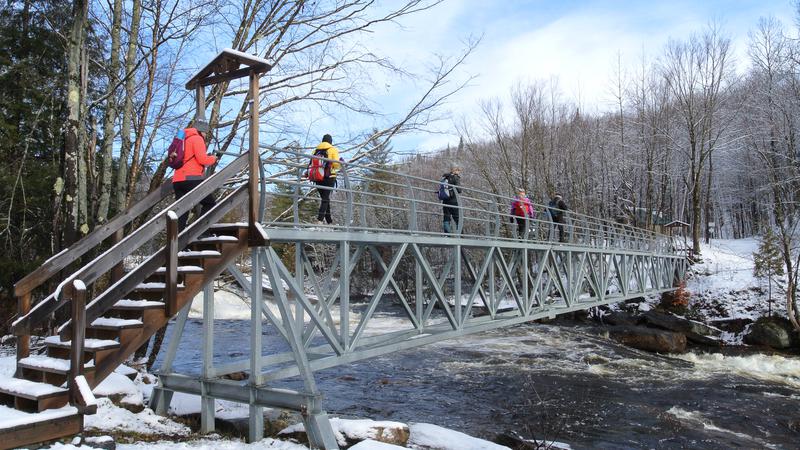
[194,120,210,133]
[322,134,333,144]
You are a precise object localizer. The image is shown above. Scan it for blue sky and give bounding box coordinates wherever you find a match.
[334,0,797,154]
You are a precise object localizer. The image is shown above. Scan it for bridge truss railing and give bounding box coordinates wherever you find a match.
[256,147,676,255]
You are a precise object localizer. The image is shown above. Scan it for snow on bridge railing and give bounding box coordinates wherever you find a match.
[255,146,678,255]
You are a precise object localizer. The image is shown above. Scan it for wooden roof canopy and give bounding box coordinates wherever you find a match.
[185,48,272,89]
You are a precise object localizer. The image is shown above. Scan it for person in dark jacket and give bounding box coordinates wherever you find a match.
[441,165,462,233]
[548,193,568,242]
[172,120,217,229]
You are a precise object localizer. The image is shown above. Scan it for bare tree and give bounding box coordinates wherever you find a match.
[660,24,735,255]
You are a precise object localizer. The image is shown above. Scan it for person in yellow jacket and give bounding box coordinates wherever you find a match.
[311,134,341,225]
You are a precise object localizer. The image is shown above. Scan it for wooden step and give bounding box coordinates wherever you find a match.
[86,317,144,342]
[154,265,204,275]
[108,299,169,323]
[0,404,81,449]
[17,355,95,387]
[133,282,185,293]
[0,376,69,413]
[177,249,222,259]
[127,281,186,301]
[44,336,119,366]
[208,222,248,233]
[90,317,143,329]
[189,235,240,251]
[112,299,167,310]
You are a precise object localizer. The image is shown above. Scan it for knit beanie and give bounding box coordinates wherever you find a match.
[322,134,333,144]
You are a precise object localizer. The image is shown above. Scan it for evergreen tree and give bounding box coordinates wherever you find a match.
[753,228,784,317]
[0,1,70,307]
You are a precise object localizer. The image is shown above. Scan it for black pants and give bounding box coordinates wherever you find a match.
[173,179,217,229]
[515,217,527,236]
[442,203,459,233]
[553,216,567,242]
[315,178,336,223]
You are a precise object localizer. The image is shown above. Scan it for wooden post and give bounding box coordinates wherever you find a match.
[165,211,179,316]
[16,292,31,361]
[195,85,206,122]
[111,228,125,283]
[68,280,86,406]
[248,69,262,246]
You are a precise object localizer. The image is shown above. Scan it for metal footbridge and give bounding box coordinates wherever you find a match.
[5,50,687,450]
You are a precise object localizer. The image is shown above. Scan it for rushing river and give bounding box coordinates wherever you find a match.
[156,307,800,449]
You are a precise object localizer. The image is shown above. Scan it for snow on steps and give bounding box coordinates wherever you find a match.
[0,404,78,430]
[135,282,185,290]
[113,299,165,309]
[196,235,238,243]
[90,317,143,328]
[0,376,66,398]
[154,265,203,274]
[44,336,119,350]
[177,250,221,258]
[18,355,94,372]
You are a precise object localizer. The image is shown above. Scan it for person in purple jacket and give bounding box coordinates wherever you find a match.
[509,188,535,238]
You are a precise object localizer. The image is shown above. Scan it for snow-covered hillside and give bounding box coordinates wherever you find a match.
[686,238,781,323]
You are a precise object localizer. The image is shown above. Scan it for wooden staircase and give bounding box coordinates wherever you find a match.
[1,151,266,449]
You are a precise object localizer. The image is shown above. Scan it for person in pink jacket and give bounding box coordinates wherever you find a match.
[172,120,217,229]
[509,188,535,238]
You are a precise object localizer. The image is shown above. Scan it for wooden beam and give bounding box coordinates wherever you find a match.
[165,212,179,316]
[68,280,86,408]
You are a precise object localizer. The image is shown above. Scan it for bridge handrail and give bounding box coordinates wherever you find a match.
[259,147,677,255]
[261,147,663,241]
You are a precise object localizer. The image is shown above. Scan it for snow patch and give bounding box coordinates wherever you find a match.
[84,397,190,435]
[93,372,143,406]
[407,423,510,450]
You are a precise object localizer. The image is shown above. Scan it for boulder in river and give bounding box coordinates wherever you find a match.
[640,310,722,346]
[744,317,797,349]
[602,311,639,327]
[608,325,687,353]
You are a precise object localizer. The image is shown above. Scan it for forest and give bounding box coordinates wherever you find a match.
[1,0,799,332]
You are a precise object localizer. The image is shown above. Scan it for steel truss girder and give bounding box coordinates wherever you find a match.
[239,235,685,383]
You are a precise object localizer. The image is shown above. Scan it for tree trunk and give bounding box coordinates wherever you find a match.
[114,0,142,213]
[62,0,88,246]
[96,0,123,224]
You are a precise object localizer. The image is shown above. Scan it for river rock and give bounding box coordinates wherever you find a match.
[744,318,795,349]
[602,311,638,326]
[609,325,687,353]
[640,311,721,346]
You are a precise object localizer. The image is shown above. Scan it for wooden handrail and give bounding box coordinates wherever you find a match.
[13,180,174,298]
[58,185,249,338]
[12,153,249,335]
